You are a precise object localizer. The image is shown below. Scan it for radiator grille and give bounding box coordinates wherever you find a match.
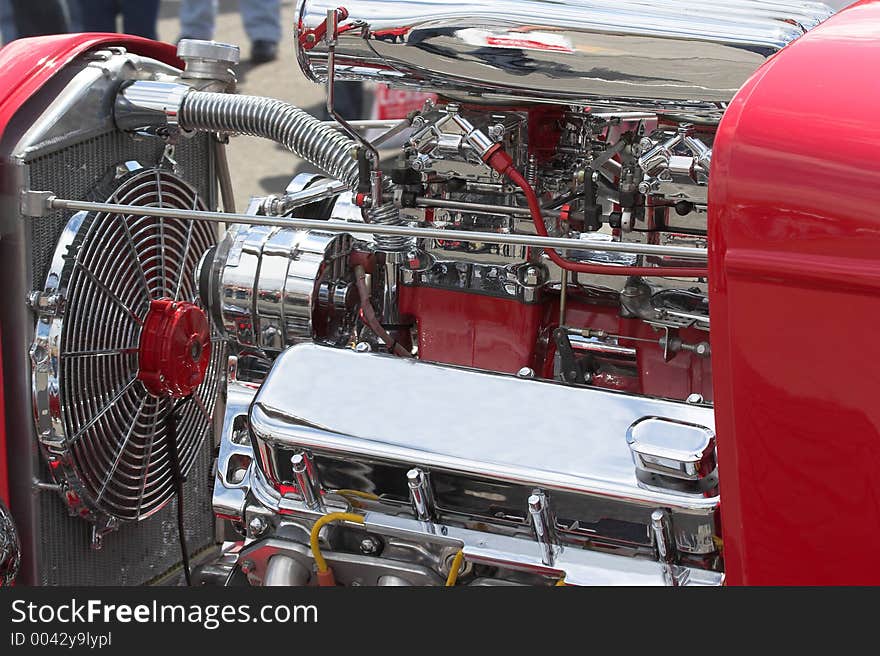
[27,131,211,288]
[25,131,218,586]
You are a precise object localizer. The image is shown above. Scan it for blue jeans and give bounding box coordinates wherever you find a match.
[180,0,281,43]
[77,0,159,40]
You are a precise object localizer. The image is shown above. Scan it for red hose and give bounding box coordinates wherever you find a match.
[484,146,708,278]
[353,264,411,357]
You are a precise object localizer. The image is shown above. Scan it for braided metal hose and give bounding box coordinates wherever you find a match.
[181,92,359,188]
[179,91,410,252]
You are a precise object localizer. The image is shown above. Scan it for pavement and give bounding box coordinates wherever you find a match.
[157,0,329,211]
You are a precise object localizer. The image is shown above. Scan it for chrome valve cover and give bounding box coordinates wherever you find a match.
[295,0,834,119]
[249,344,721,566]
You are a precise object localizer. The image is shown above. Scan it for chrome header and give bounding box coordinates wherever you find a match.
[295,0,834,118]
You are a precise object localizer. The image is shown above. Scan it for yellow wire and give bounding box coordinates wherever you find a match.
[309,512,365,574]
[555,578,567,586]
[445,550,465,587]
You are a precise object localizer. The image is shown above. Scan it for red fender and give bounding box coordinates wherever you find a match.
[711,0,880,584]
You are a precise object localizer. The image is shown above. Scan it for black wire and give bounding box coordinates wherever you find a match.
[166,396,193,586]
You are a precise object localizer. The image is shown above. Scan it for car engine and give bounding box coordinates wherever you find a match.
[5,0,837,586]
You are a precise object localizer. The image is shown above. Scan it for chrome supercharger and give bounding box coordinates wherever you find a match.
[11,0,835,586]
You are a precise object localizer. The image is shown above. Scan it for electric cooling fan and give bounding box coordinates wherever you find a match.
[31,166,225,538]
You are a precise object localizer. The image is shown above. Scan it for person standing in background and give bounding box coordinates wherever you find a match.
[180,0,280,64]
[6,0,69,39]
[77,0,160,40]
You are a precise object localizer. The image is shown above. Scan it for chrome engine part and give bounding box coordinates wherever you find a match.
[199,224,355,352]
[8,0,838,587]
[295,0,833,119]
[30,165,224,536]
[217,344,721,586]
[3,44,220,583]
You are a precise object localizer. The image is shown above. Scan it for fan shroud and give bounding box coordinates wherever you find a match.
[31,166,225,533]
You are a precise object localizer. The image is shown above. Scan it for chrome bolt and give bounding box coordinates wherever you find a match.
[248,516,268,537]
[686,393,704,404]
[355,342,372,353]
[517,367,536,379]
[359,536,382,556]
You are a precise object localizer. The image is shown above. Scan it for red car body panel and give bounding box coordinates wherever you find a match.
[0,34,179,508]
[711,0,880,584]
[398,286,714,400]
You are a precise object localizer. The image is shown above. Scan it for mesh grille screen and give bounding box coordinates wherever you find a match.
[26,131,218,585]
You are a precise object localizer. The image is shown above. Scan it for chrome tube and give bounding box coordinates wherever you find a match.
[263,555,311,586]
[180,90,364,190]
[44,196,709,262]
[415,197,562,220]
[213,137,236,213]
[320,119,407,131]
[291,453,324,512]
[295,0,833,117]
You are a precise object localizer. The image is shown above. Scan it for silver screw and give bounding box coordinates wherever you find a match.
[248,516,268,537]
[523,267,540,286]
[686,393,704,405]
[355,342,372,353]
[359,536,382,556]
[517,367,536,379]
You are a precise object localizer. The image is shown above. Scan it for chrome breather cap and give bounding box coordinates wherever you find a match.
[177,39,240,90]
[177,39,241,66]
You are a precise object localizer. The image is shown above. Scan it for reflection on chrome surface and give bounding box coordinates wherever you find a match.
[296,0,834,117]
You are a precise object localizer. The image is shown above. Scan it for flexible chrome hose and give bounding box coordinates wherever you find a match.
[179,91,410,252]
[181,92,360,188]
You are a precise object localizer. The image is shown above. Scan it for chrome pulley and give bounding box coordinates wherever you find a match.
[30,165,225,540]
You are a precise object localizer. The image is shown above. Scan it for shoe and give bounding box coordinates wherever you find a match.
[251,40,278,64]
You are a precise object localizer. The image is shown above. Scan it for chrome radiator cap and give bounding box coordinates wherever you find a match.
[295,0,834,119]
[250,344,720,558]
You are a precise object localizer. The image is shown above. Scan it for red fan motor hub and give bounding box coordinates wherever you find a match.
[138,299,211,398]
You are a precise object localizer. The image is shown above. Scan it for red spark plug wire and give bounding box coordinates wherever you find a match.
[483,145,708,279]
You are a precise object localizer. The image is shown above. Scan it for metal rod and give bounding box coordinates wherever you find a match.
[325,9,380,167]
[559,269,568,327]
[407,468,434,522]
[291,452,323,512]
[46,196,708,262]
[321,119,406,131]
[213,137,236,213]
[528,492,556,567]
[416,197,561,219]
[266,180,348,215]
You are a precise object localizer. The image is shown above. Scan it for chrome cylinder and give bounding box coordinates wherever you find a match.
[295,0,833,117]
[291,453,324,511]
[263,554,311,586]
[527,492,556,567]
[407,468,435,522]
